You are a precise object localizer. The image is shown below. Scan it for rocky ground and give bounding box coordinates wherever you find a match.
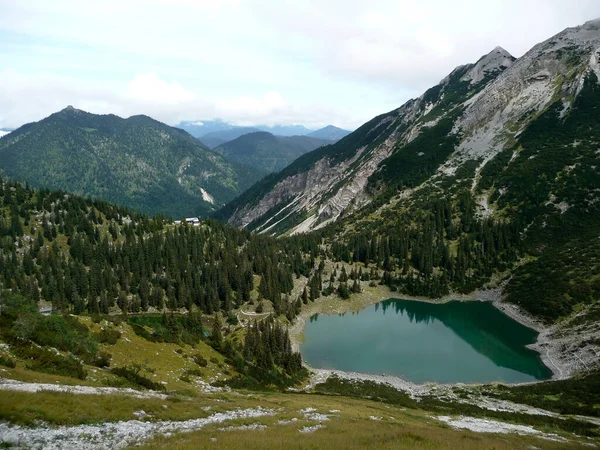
[0,377,593,449]
[0,407,276,450]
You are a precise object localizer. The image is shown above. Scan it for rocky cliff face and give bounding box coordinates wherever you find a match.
[220,20,600,236]
[447,20,600,167]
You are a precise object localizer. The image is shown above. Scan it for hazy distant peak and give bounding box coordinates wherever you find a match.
[307,125,351,140]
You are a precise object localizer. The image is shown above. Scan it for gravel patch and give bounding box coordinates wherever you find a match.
[436,415,566,442]
[0,407,276,449]
[299,407,330,422]
[0,378,167,400]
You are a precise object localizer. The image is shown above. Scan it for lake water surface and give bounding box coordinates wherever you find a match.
[301,299,552,384]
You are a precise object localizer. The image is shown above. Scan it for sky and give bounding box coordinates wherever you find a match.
[0,0,599,131]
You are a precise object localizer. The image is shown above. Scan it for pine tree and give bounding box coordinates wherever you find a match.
[211,316,223,352]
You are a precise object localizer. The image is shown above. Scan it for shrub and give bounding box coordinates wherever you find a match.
[13,343,87,380]
[226,312,238,325]
[0,356,16,368]
[94,328,121,345]
[179,374,191,383]
[89,351,112,368]
[192,354,208,367]
[111,366,166,391]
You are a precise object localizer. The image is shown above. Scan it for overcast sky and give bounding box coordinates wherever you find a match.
[1,0,599,130]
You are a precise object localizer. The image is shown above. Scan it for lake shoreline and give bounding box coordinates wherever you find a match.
[289,283,573,389]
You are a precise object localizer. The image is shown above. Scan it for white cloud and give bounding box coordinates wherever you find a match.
[125,73,196,105]
[0,71,357,129]
[215,91,286,120]
[258,0,600,89]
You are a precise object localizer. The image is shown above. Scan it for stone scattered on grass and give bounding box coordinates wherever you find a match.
[299,408,330,422]
[436,416,566,442]
[0,408,276,449]
[299,424,325,433]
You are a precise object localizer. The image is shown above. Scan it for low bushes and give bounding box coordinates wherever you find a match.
[111,366,166,391]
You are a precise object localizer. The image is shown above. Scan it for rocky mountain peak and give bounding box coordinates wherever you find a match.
[219,19,600,237]
[461,46,515,85]
[56,105,86,118]
[582,18,600,31]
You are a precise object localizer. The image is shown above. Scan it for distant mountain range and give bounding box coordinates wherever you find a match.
[177,120,351,148]
[199,127,262,149]
[0,107,264,218]
[213,132,333,174]
[177,120,316,139]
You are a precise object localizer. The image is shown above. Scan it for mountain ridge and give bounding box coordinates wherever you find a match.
[178,120,314,139]
[0,107,264,218]
[218,21,600,236]
[213,131,333,174]
[214,20,600,340]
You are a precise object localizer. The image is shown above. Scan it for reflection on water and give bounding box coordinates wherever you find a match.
[302,299,552,384]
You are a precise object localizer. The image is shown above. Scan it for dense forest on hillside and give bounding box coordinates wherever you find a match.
[0,108,264,218]
[0,181,310,316]
[214,132,332,174]
[0,175,529,321]
[0,174,572,325]
[0,179,318,384]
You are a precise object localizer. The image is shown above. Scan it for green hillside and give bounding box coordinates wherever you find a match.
[0,107,264,218]
[214,132,332,174]
[0,178,598,448]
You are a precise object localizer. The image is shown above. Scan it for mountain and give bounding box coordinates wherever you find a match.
[200,126,348,150]
[177,119,315,140]
[214,132,333,174]
[0,129,11,138]
[198,127,262,149]
[215,44,519,233]
[217,19,600,333]
[262,124,314,136]
[307,125,352,140]
[0,107,264,218]
[176,119,236,138]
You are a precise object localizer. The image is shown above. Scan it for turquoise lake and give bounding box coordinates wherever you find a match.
[300,299,553,384]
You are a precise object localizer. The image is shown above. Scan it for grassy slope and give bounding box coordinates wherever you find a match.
[0,388,587,450]
[0,306,598,447]
[0,314,232,391]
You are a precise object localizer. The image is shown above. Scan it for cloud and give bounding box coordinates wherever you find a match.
[0,71,357,129]
[215,91,286,121]
[0,70,119,128]
[255,0,600,89]
[125,73,197,105]
[1,0,599,130]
